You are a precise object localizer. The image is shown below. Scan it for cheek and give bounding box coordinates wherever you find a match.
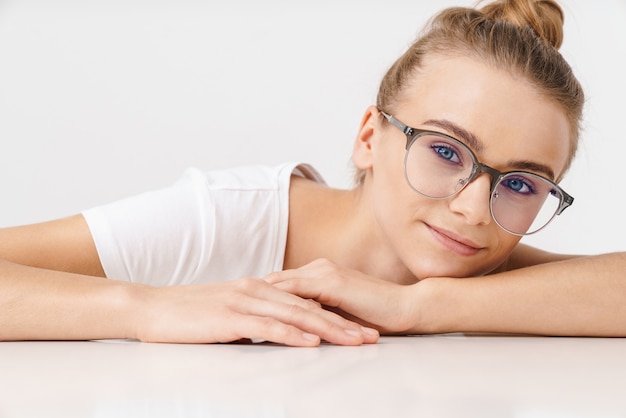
[370,140,412,209]
[368,162,420,248]
[496,229,521,251]
[483,231,522,273]
[370,148,424,219]
[370,171,438,251]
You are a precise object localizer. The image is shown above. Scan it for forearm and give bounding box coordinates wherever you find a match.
[416,252,626,336]
[0,259,378,346]
[0,259,140,341]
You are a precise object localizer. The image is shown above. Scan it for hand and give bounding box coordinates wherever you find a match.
[131,276,379,347]
[265,259,420,334]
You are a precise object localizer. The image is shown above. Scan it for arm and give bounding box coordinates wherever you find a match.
[492,242,581,272]
[0,217,377,346]
[417,251,626,336]
[268,252,626,337]
[0,215,105,277]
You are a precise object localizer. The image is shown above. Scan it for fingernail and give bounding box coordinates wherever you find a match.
[302,332,319,342]
[361,326,379,336]
[345,329,361,338]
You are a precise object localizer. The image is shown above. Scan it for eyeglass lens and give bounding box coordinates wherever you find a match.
[404,133,563,235]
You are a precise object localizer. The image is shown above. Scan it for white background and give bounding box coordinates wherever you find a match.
[0,0,624,254]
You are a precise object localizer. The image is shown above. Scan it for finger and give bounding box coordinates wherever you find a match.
[268,272,400,335]
[235,277,325,312]
[306,299,322,308]
[272,277,332,306]
[235,292,378,345]
[324,305,381,332]
[264,269,328,300]
[235,278,377,343]
[265,272,377,336]
[263,270,290,285]
[263,266,321,285]
[231,314,322,347]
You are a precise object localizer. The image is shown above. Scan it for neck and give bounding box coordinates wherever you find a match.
[283,175,416,285]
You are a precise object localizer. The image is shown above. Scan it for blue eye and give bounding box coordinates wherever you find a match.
[432,144,461,164]
[503,177,536,195]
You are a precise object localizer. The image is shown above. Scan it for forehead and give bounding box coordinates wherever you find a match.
[396,55,571,179]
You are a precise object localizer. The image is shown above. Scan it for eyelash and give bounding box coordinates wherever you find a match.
[432,144,463,165]
[502,176,537,195]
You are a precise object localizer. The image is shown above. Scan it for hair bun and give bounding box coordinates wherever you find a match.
[479,0,564,49]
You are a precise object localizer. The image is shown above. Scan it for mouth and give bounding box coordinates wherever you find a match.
[426,224,484,257]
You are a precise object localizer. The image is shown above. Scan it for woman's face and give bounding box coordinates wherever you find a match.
[355,54,571,280]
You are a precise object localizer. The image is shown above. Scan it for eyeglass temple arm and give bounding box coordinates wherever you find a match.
[557,192,574,215]
[380,111,415,137]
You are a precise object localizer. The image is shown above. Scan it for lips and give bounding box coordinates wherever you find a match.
[426,224,483,256]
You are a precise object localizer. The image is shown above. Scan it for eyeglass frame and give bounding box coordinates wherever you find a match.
[379,110,574,236]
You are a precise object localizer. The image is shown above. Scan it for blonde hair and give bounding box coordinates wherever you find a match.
[355,0,584,185]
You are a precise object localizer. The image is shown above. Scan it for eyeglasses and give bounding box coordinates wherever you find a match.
[380,111,574,236]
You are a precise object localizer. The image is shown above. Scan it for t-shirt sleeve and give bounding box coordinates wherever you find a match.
[82,168,215,286]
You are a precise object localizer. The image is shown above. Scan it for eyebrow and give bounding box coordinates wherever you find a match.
[507,160,555,181]
[422,118,556,180]
[423,119,484,153]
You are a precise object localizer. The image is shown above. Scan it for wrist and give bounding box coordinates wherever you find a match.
[406,277,458,335]
[116,281,153,341]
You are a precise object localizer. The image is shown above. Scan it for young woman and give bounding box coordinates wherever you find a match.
[1,0,624,346]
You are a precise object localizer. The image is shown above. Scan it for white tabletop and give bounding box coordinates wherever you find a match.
[1,335,624,417]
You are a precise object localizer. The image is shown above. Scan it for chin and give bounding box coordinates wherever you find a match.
[412,258,490,280]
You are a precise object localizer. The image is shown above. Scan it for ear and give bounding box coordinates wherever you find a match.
[352,105,380,170]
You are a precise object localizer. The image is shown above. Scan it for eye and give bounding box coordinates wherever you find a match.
[502,176,536,195]
[431,143,462,164]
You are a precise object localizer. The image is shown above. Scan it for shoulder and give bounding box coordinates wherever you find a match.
[187,162,326,191]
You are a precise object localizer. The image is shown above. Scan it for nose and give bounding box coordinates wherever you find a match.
[448,172,493,226]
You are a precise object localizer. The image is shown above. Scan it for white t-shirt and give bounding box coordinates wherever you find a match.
[82,162,325,286]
